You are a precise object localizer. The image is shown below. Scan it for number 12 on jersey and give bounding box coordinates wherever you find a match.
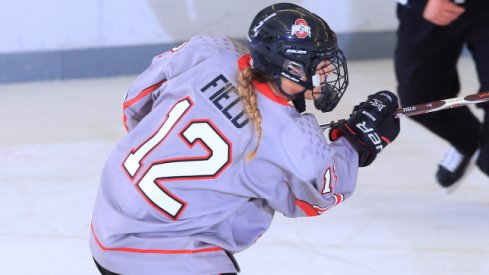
[122,97,232,220]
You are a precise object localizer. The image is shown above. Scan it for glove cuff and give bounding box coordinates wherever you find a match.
[328,127,343,141]
[337,122,377,167]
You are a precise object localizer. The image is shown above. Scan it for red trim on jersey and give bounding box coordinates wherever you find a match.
[177,119,233,179]
[133,117,232,221]
[321,167,333,195]
[237,54,251,71]
[91,224,224,254]
[237,54,290,106]
[123,79,167,131]
[294,198,319,217]
[253,81,290,106]
[121,97,194,181]
[295,193,345,216]
[334,194,344,205]
[332,164,338,190]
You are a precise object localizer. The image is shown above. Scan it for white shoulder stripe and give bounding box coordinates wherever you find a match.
[251,13,277,37]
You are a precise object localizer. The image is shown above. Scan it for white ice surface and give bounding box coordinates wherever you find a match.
[1,58,488,275]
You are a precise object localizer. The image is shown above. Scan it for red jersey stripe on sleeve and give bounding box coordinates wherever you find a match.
[91,224,223,254]
[294,198,319,217]
[295,194,345,216]
[123,79,167,131]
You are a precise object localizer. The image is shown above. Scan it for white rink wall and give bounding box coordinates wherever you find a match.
[0,0,397,53]
[0,0,398,83]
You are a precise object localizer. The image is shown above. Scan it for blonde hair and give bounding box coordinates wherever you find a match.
[237,67,266,161]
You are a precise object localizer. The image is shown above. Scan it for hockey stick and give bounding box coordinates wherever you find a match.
[320,91,489,130]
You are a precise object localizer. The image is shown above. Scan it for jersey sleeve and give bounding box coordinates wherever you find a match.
[286,137,358,217]
[257,114,359,218]
[122,37,220,132]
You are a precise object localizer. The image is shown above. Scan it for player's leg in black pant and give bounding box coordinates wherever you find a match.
[93,259,120,275]
[93,255,238,275]
[466,2,489,176]
[395,5,481,186]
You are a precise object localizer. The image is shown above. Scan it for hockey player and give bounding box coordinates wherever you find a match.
[395,0,489,188]
[90,3,400,275]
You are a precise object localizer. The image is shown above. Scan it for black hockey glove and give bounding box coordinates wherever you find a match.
[329,91,401,167]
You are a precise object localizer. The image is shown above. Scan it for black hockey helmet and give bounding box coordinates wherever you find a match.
[248,3,348,112]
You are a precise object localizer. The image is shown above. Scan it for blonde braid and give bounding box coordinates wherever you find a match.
[237,67,263,161]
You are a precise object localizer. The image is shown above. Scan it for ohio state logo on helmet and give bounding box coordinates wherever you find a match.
[291,18,311,38]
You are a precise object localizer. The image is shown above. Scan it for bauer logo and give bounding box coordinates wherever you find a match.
[291,19,311,38]
[281,72,300,83]
[370,99,386,112]
[285,49,308,55]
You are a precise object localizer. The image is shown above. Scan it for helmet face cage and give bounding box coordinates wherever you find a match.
[311,49,349,112]
[248,3,349,112]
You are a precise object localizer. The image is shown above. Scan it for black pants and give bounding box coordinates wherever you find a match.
[94,259,120,275]
[93,258,237,275]
[395,1,489,156]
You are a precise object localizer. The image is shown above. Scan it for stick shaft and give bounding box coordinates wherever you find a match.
[320,91,489,129]
[394,91,489,117]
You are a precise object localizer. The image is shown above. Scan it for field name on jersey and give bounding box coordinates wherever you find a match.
[200,74,249,129]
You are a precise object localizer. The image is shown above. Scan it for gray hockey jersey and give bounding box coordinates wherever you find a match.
[90,35,359,275]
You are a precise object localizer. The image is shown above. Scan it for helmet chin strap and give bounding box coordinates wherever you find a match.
[272,73,338,113]
[271,75,306,112]
[273,75,307,100]
[273,73,318,113]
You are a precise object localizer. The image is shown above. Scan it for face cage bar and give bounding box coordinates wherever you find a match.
[311,51,349,100]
